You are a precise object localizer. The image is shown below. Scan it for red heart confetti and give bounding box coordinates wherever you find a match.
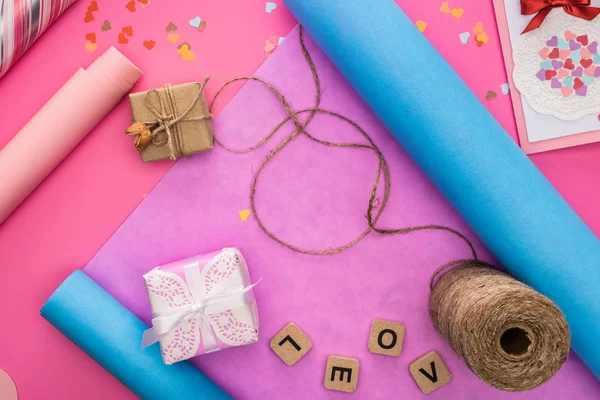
[85,32,96,43]
[84,10,94,23]
[88,0,99,12]
[118,32,129,44]
[545,69,557,80]
[143,40,155,50]
[577,35,589,46]
[573,77,584,90]
[122,26,134,37]
[548,48,560,59]
[126,0,136,12]
[581,58,593,68]
[564,58,576,70]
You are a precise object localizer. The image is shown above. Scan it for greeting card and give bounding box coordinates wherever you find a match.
[494,0,600,153]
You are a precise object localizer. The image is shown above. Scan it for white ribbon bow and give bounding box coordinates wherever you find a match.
[141,261,259,353]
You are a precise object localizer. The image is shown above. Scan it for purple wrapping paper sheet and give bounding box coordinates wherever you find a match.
[84,27,600,399]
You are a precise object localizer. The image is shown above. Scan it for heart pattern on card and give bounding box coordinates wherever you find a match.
[537,31,600,97]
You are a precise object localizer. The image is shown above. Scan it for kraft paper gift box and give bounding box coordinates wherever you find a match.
[141,248,260,365]
[128,81,214,162]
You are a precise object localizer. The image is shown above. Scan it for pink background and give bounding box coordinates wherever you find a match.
[0,0,599,399]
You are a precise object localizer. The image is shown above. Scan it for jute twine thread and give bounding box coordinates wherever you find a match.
[205,26,570,390]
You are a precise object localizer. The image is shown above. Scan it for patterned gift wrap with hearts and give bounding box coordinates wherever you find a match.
[142,248,260,365]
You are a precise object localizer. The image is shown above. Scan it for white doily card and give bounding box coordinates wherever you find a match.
[493,0,600,154]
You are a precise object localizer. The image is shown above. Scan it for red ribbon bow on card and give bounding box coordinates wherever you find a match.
[521,0,600,34]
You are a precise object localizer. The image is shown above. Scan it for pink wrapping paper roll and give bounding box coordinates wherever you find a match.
[0,47,142,224]
[0,0,77,78]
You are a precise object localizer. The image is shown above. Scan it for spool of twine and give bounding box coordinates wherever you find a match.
[429,260,570,391]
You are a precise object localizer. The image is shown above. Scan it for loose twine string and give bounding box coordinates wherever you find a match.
[203,26,569,391]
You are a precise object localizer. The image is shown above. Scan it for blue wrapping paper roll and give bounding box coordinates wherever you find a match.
[41,270,231,400]
[283,0,600,379]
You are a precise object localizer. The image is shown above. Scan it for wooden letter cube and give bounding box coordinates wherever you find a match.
[324,356,360,393]
[270,323,312,366]
[368,319,405,357]
[409,351,451,394]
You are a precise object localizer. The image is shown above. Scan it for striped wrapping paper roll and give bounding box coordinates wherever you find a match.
[0,0,76,78]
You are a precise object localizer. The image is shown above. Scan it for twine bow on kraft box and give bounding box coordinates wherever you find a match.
[141,248,260,365]
[126,77,214,162]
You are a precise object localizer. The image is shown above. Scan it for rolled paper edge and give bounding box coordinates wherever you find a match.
[86,47,142,88]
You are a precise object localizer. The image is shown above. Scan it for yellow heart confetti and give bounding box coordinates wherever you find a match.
[177,42,196,61]
[473,21,484,34]
[239,209,251,221]
[475,32,489,44]
[440,2,451,14]
[85,42,98,52]
[415,20,427,33]
[451,8,464,19]
[168,33,180,43]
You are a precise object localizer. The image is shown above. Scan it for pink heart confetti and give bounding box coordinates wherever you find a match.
[559,49,571,60]
[557,68,570,79]
[539,47,550,59]
[565,30,577,41]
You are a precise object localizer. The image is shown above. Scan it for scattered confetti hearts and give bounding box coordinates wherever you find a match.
[143,40,155,50]
[485,90,497,100]
[573,77,584,90]
[548,48,560,59]
[559,49,571,60]
[565,30,576,41]
[126,0,136,12]
[551,60,563,70]
[177,42,196,61]
[545,69,557,80]
[473,22,484,34]
[166,22,178,32]
[189,16,201,28]
[239,209,251,221]
[440,2,451,14]
[101,20,112,31]
[570,40,581,50]
[576,85,587,96]
[573,66,583,77]
[501,83,510,94]
[547,36,558,47]
[581,58,594,68]
[451,8,464,19]
[89,0,99,12]
[577,35,589,46]
[551,78,562,89]
[415,20,427,33]
[198,21,207,31]
[539,47,550,59]
[536,69,546,81]
[85,42,98,52]
[278,37,285,45]
[85,32,96,43]
[84,10,94,23]
[564,58,575,70]
[266,1,277,13]
[475,33,488,46]
[118,33,129,44]
[168,33,181,43]
[459,32,470,44]
[139,0,151,7]
[562,87,574,97]
[563,76,574,88]
[589,42,598,54]
[581,47,592,59]
[122,26,134,37]
[264,39,276,54]
[557,68,570,79]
